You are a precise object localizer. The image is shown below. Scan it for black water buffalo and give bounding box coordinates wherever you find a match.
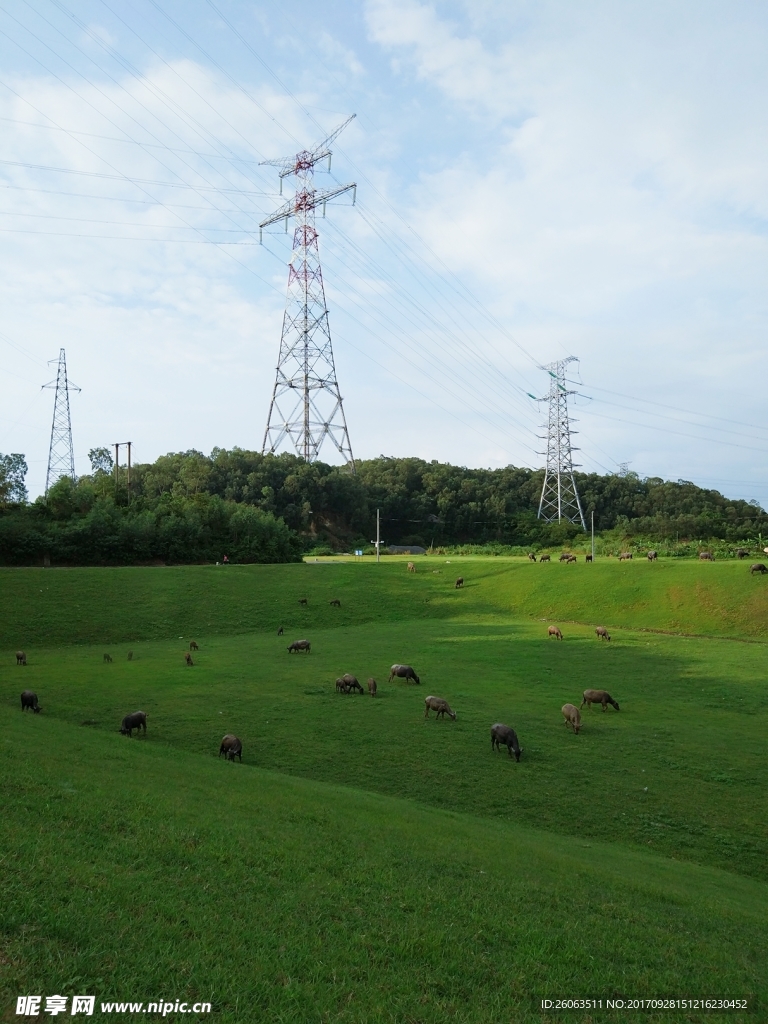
[288,640,311,653]
[219,734,242,762]
[20,690,41,713]
[491,723,521,761]
[388,664,420,684]
[120,711,147,737]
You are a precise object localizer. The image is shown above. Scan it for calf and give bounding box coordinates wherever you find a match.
[750,563,767,575]
[491,723,521,761]
[699,551,714,561]
[455,577,464,589]
[120,711,147,737]
[189,641,199,651]
[562,704,581,734]
[103,653,113,663]
[581,688,620,712]
[329,599,341,607]
[566,554,577,563]
[219,734,242,762]
[388,664,420,684]
[424,695,456,720]
[647,550,658,561]
[20,690,41,713]
[367,677,377,697]
[15,651,26,666]
[288,639,311,654]
[407,561,416,573]
[539,554,551,563]
[184,652,194,666]
[335,677,349,693]
[595,626,611,641]
[548,625,563,640]
[527,553,537,562]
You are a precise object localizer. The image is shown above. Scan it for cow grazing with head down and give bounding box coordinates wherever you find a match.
[367,677,377,697]
[277,626,284,636]
[219,734,242,762]
[329,599,341,607]
[288,639,311,654]
[15,651,26,666]
[491,723,521,761]
[298,598,308,606]
[750,563,767,575]
[342,673,364,694]
[424,696,456,720]
[120,711,147,737]
[528,553,537,562]
[619,552,633,561]
[595,626,611,641]
[407,561,416,573]
[388,664,420,684]
[185,652,194,666]
[20,690,41,713]
[455,577,464,589]
[699,551,714,561]
[548,625,563,640]
[736,548,750,559]
[562,704,581,733]
[647,550,658,561]
[103,653,113,663]
[539,554,551,563]
[581,689,620,712]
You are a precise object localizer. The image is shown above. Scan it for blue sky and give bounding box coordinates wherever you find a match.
[0,0,766,504]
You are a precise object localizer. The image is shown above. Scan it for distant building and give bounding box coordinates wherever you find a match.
[387,545,426,555]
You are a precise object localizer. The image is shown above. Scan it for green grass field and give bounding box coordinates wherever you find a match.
[1,557,766,1022]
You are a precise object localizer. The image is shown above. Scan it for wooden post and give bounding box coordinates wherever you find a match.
[114,443,119,494]
[126,441,131,498]
[376,508,380,563]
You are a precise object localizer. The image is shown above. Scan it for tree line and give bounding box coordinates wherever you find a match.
[0,446,765,565]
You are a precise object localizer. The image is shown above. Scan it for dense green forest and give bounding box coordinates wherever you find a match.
[0,447,765,565]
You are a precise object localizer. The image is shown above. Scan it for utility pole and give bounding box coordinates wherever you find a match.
[377,508,380,563]
[591,510,595,562]
[537,357,586,529]
[113,442,132,501]
[43,348,80,497]
[259,116,357,469]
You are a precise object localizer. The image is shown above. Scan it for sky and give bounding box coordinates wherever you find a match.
[0,0,766,505]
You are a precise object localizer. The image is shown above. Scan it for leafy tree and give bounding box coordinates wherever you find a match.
[0,453,28,504]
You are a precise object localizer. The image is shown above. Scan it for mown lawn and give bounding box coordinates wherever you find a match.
[0,559,766,1022]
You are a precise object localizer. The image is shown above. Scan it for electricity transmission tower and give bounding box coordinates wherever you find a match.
[537,357,586,529]
[43,348,80,497]
[259,115,356,469]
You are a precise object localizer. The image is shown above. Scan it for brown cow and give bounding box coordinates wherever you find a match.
[595,626,611,641]
[562,704,581,733]
[189,641,199,651]
[581,689,620,712]
[527,553,537,562]
[219,734,242,762]
[647,550,658,561]
[342,673,364,694]
[185,652,194,666]
[539,554,551,563]
[389,664,420,684]
[548,625,563,640]
[699,552,714,561]
[407,561,416,573]
[750,563,767,575]
[424,696,456,720]
[367,677,377,697]
[619,552,633,561]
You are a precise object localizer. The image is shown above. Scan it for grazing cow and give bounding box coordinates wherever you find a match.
[298,598,308,605]
[566,555,577,563]
[329,599,341,607]
[20,690,41,713]
[335,677,349,693]
[407,561,416,573]
[189,641,199,651]
[388,664,420,684]
[699,552,714,561]
[455,577,464,589]
[585,554,593,563]
[750,563,768,575]
[185,652,194,666]
[559,553,572,562]
[424,695,456,720]
[548,625,563,640]
[277,626,284,636]
[219,734,242,762]
[619,552,633,561]
[562,704,581,734]
[581,689,620,712]
[539,555,551,563]
[367,677,377,697]
[736,548,750,559]
[120,711,147,737]
[647,550,658,561]
[127,651,133,661]
[595,626,611,641]
[491,723,521,761]
[528,553,537,562]
[103,653,113,663]
[15,651,26,666]
[288,639,311,654]
[342,673,364,694]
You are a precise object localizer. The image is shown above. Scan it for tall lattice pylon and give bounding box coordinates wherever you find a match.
[537,357,586,528]
[44,348,80,496]
[259,116,356,468]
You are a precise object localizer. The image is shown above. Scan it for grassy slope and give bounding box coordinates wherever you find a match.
[1,556,767,648]
[1,715,766,1024]
[1,559,767,1021]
